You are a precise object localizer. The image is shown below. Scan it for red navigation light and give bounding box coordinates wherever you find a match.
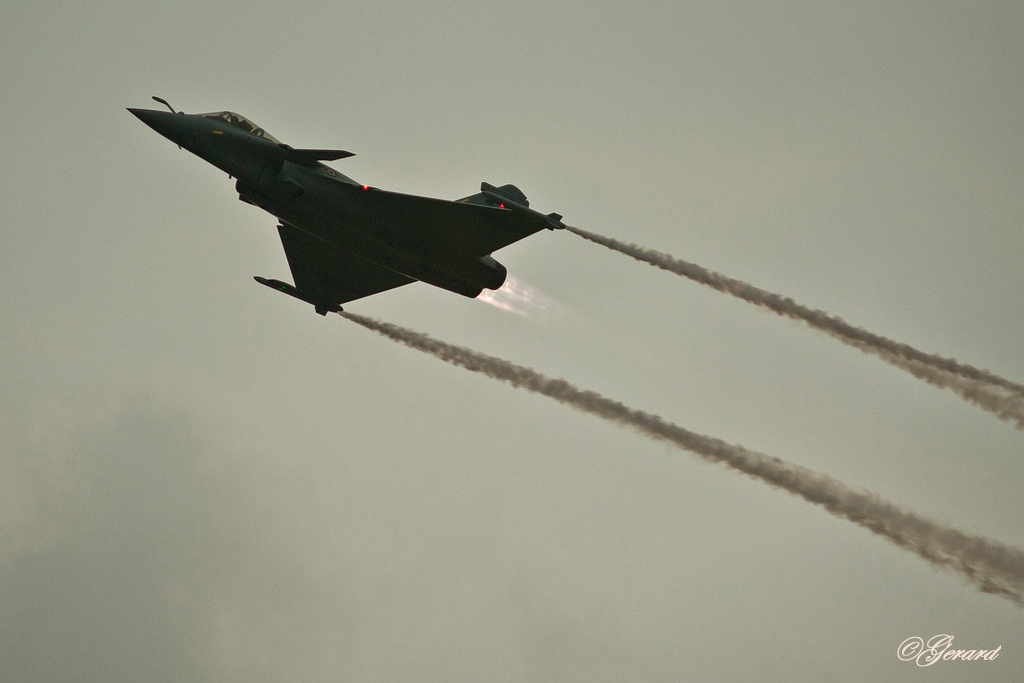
[362,185,369,190]
[499,203,505,208]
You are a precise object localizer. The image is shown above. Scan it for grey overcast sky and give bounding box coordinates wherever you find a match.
[2,1,1023,680]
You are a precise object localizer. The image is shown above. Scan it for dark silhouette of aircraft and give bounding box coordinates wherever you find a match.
[130,97,565,314]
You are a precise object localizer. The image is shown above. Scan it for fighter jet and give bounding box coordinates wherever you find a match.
[129,97,565,315]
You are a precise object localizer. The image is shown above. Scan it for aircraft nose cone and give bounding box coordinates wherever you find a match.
[127,107,191,146]
[128,107,166,127]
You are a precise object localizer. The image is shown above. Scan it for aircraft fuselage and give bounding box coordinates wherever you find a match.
[130,103,563,312]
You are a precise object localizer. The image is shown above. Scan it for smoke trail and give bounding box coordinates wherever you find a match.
[833,337,1024,429]
[566,226,1024,406]
[340,310,1024,607]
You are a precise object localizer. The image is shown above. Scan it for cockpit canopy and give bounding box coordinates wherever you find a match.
[198,111,280,143]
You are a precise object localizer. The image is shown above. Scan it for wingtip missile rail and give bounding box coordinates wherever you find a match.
[480,189,566,230]
[254,276,342,315]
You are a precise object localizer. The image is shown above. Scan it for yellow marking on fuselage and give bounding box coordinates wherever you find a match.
[212,130,223,134]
